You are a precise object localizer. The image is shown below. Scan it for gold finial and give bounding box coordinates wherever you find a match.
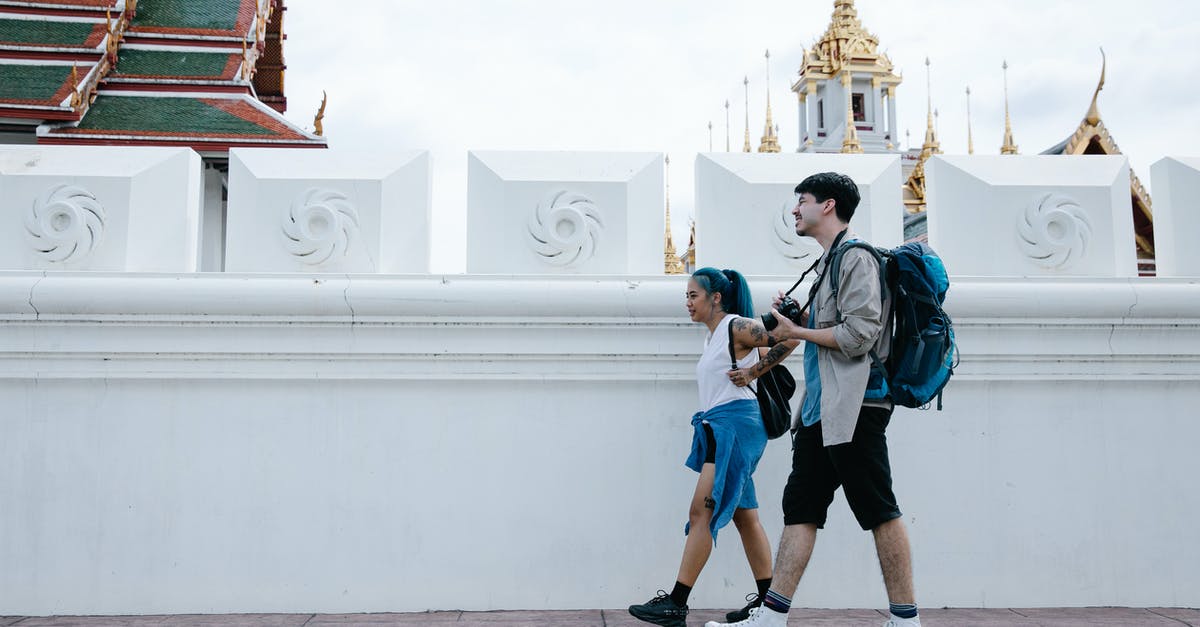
[920,57,940,156]
[1086,47,1106,126]
[313,90,327,136]
[966,85,974,154]
[758,49,781,152]
[68,63,82,109]
[840,72,862,153]
[742,76,752,152]
[663,154,685,275]
[724,99,730,152]
[1001,59,1019,154]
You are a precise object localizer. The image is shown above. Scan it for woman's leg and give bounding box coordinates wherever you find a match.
[732,507,773,579]
[675,462,717,586]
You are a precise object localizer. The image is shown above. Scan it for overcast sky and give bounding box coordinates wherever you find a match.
[280,0,1198,272]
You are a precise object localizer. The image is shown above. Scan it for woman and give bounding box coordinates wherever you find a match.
[629,267,799,627]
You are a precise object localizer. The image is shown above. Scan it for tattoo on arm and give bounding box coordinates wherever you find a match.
[753,343,791,376]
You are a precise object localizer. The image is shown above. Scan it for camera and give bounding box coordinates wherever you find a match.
[761,296,803,331]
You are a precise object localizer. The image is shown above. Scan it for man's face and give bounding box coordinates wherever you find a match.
[792,192,830,237]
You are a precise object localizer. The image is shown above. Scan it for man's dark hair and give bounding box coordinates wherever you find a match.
[794,172,861,223]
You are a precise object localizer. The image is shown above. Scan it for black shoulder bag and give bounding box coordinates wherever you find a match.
[728,320,795,439]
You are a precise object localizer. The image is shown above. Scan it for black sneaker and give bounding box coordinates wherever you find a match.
[725,592,762,622]
[629,590,689,626]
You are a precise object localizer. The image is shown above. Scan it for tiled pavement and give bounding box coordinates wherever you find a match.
[2,608,1199,626]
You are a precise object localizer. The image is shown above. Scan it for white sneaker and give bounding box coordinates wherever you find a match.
[883,614,921,627]
[704,605,788,627]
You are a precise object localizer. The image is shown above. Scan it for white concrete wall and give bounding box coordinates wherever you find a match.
[926,155,1137,277]
[0,145,200,272]
[1149,156,1200,277]
[466,151,663,274]
[2,273,1198,615]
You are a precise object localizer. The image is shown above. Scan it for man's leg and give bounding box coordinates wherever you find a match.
[873,516,915,604]
[767,522,818,597]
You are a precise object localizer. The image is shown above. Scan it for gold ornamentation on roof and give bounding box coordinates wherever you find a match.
[795,0,900,84]
[314,90,327,136]
[663,155,685,275]
[840,72,862,153]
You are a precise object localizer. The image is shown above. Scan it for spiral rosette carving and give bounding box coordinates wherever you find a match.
[526,190,604,268]
[1017,193,1092,269]
[771,198,818,265]
[281,188,360,265]
[24,184,106,263]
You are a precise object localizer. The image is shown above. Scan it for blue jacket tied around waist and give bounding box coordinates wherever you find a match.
[685,398,767,540]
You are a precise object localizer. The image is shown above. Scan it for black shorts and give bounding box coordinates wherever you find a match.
[781,405,901,531]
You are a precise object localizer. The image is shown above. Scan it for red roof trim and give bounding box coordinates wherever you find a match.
[37,134,325,151]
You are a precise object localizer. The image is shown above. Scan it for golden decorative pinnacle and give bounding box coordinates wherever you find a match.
[742,76,752,152]
[68,63,82,109]
[920,57,940,156]
[1001,60,1019,154]
[1086,47,1106,126]
[724,99,730,152]
[840,72,862,153]
[759,49,781,153]
[966,85,974,154]
[663,154,685,275]
[313,90,327,136]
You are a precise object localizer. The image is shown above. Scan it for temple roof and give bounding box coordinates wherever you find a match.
[1040,52,1153,261]
[2,0,321,152]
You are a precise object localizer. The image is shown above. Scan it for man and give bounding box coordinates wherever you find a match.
[708,172,920,627]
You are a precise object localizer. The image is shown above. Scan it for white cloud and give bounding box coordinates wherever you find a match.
[281,0,1198,272]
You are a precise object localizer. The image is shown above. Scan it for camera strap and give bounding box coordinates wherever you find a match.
[798,228,849,318]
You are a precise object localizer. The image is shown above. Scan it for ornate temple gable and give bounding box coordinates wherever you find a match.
[1041,52,1154,265]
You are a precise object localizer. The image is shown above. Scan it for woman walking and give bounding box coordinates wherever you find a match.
[629,267,799,626]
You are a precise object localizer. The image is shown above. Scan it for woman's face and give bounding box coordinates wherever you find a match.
[686,278,718,323]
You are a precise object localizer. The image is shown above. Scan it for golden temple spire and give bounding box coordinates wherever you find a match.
[966,85,975,154]
[742,76,752,152]
[663,154,685,275]
[840,72,862,153]
[758,50,781,152]
[1086,48,1106,126]
[1001,60,1019,154]
[921,57,940,156]
[724,100,730,151]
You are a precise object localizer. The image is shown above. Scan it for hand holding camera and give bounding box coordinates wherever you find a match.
[761,295,807,331]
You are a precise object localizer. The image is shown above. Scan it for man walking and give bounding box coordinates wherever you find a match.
[708,172,920,627]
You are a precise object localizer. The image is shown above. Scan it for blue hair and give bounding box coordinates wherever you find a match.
[691,267,755,319]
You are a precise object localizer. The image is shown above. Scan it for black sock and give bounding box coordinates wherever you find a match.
[669,581,692,607]
[755,577,772,601]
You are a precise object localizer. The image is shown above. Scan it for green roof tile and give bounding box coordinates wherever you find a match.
[76,96,275,136]
[132,0,246,32]
[0,18,99,46]
[0,64,71,102]
[113,49,234,78]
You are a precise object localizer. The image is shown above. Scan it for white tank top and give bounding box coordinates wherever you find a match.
[697,314,760,412]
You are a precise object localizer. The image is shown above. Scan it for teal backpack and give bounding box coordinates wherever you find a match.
[829,241,957,409]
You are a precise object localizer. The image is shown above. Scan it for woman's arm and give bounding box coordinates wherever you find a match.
[726,317,801,387]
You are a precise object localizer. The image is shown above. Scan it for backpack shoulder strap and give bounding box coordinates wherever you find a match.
[828,241,886,303]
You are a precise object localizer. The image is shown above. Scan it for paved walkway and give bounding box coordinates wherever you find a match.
[3,608,1199,626]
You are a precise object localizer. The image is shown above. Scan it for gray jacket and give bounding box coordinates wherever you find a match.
[794,239,892,446]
